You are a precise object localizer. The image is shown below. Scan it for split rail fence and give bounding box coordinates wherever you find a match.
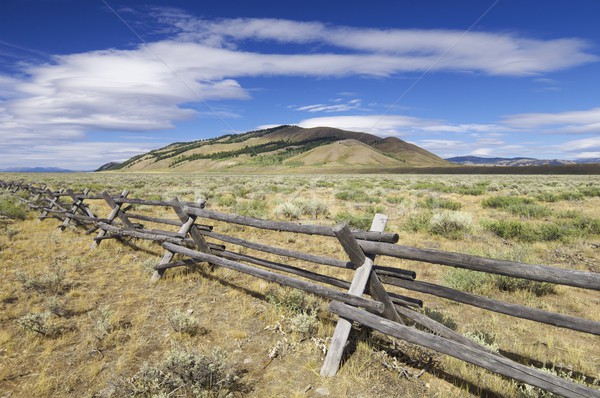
[2,179,600,397]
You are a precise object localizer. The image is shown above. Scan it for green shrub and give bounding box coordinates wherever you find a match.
[15,264,67,294]
[290,311,318,337]
[482,195,551,218]
[429,211,472,239]
[334,210,369,230]
[335,190,371,202]
[420,196,463,210]
[579,186,600,198]
[464,331,499,353]
[536,192,559,202]
[423,308,458,330]
[234,199,268,218]
[167,309,206,336]
[482,220,538,242]
[443,269,490,293]
[558,191,584,201]
[385,195,405,204]
[404,211,431,233]
[299,199,329,219]
[274,201,302,220]
[491,275,556,296]
[0,196,27,220]
[17,311,61,337]
[266,286,319,315]
[114,348,240,397]
[216,193,236,208]
[482,196,534,209]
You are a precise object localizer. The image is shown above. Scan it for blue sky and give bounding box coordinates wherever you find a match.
[1,0,600,169]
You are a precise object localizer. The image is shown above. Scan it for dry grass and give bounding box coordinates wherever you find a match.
[1,173,599,397]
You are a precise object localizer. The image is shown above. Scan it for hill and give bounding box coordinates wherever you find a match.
[101,125,449,172]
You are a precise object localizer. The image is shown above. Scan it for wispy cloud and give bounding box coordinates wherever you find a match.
[0,141,163,170]
[156,13,598,76]
[502,107,600,134]
[295,99,362,113]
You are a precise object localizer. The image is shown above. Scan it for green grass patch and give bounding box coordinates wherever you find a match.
[335,190,372,202]
[420,196,462,210]
[482,195,551,218]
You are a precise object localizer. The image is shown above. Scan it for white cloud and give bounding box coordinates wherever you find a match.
[503,107,600,134]
[0,141,162,170]
[560,136,600,151]
[297,115,431,136]
[295,99,362,113]
[158,14,597,76]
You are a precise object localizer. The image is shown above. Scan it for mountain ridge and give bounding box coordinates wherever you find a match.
[100,125,449,172]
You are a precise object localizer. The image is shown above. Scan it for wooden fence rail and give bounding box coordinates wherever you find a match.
[2,178,599,398]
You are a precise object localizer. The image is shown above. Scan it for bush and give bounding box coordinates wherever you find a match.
[234,199,268,218]
[482,196,551,218]
[334,210,374,231]
[0,196,27,220]
[299,199,329,219]
[443,269,490,293]
[482,220,538,242]
[491,275,556,296]
[168,309,206,336]
[385,195,405,204]
[17,311,61,337]
[274,201,302,220]
[420,196,463,211]
[404,211,431,233]
[423,308,457,330]
[15,264,67,294]
[464,331,499,353]
[335,190,371,202]
[290,311,318,337]
[113,348,240,397]
[429,211,472,239]
[266,286,319,315]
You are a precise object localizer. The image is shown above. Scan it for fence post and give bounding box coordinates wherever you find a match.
[39,188,65,221]
[150,198,212,283]
[91,190,129,249]
[58,188,90,231]
[321,215,402,377]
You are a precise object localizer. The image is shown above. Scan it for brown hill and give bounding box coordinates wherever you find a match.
[103,125,449,172]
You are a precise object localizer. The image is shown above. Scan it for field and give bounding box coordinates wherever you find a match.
[1,172,599,397]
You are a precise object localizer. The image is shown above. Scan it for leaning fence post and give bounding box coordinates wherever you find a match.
[58,188,90,231]
[91,190,129,249]
[321,215,402,377]
[150,198,212,283]
[39,188,65,221]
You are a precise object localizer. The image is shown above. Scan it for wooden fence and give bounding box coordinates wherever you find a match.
[2,179,599,398]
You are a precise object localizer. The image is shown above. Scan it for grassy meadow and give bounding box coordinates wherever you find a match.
[1,172,599,397]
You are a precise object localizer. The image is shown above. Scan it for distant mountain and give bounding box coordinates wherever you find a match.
[95,162,121,172]
[574,158,600,164]
[0,167,76,173]
[99,125,450,173]
[446,156,577,167]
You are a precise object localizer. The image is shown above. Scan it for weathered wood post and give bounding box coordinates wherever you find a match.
[58,188,90,231]
[91,190,129,249]
[39,188,65,221]
[150,198,213,283]
[321,215,402,377]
